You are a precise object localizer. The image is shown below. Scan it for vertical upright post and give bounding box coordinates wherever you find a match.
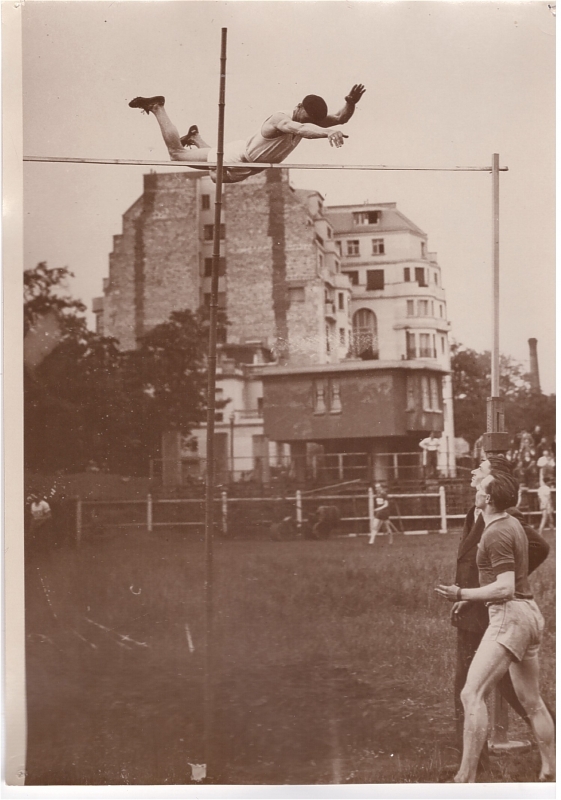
[203,27,227,780]
[296,490,303,529]
[491,152,500,399]
[439,486,447,534]
[368,486,375,538]
[147,494,153,533]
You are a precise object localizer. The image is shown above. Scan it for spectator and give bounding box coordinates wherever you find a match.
[369,483,390,544]
[537,449,555,485]
[537,478,555,535]
[29,495,51,534]
[419,432,441,479]
[517,429,535,456]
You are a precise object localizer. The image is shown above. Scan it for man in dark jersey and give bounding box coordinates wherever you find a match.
[437,471,555,782]
[128,85,365,183]
[449,454,549,775]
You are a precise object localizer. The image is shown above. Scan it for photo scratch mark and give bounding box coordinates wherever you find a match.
[185,624,195,653]
[85,617,148,647]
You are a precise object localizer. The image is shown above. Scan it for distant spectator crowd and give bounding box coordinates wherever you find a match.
[473,425,555,490]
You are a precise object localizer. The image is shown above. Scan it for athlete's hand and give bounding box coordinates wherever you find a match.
[450,600,469,620]
[435,583,460,602]
[345,84,366,105]
[327,130,348,148]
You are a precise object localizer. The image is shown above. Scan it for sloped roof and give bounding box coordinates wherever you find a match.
[325,203,426,236]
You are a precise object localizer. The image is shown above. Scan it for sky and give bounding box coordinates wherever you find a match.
[19,0,556,391]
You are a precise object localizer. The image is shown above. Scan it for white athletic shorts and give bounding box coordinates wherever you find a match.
[208,140,263,181]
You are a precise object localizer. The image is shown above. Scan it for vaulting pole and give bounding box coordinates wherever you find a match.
[203,26,227,780]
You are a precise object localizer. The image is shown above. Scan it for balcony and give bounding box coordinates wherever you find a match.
[324,300,336,319]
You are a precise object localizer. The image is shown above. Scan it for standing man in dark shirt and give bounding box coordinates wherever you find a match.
[450,454,550,773]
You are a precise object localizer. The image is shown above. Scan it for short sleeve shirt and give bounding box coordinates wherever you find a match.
[476,515,533,599]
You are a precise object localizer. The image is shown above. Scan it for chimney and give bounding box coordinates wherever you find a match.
[528,338,541,392]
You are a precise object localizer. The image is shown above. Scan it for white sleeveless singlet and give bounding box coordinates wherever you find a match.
[244,112,303,163]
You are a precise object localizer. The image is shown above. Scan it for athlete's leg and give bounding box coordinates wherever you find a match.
[149,104,211,162]
[368,517,381,544]
[456,639,513,783]
[509,655,555,780]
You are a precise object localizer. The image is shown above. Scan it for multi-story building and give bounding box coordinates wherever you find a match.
[94,172,455,483]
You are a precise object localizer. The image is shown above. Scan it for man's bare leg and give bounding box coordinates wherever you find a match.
[509,655,555,780]
[150,104,211,162]
[456,640,512,782]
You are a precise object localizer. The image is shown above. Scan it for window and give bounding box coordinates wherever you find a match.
[335,241,342,255]
[407,299,415,316]
[353,210,381,225]
[421,375,430,410]
[406,375,416,411]
[334,260,340,273]
[289,287,305,303]
[201,194,211,210]
[347,240,360,256]
[421,241,426,257]
[439,304,444,318]
[418,299,429,316]
[345,270,359,286]
[371,238,385,255]
[440,335,446,354]
[204,223,226,240]
[366,269,384,291]
[404,267,411,282]
[318,253,324,270]
[330,380,342,414]
[204,257,226,277]
[430,377,440,410]
[430,301,434,317]
[339,328,346,346]
[415,267,427,287]
[325,324,331,354]
[314,381,327,414]
[419,333,432,358]
[327,228,332,239]
[434,271,439,285]
[406,331,416,359]
[257,397,263,415]
[338,292,345,310]
[352,309,379,359]
[315,234,324,246]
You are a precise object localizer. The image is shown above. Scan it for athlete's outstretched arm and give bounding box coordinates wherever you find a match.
[322,84,366,127]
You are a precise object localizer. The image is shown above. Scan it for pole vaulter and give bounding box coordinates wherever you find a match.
[24,28,530,783]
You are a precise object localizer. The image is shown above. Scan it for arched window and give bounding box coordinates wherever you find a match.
[352,309,379,360]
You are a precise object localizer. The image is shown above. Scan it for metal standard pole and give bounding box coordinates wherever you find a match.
[484,154,529,754]
[203,27,227,781]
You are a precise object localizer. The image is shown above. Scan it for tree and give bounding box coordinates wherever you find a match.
[451,343,556,447]
[24,263,217,475]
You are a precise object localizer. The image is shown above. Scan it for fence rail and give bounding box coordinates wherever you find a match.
[73,487,555,543]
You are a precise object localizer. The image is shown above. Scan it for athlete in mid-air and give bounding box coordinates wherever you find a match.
[128,85,365,183]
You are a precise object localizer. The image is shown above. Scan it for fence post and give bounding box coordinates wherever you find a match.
[368,486,375,538]
[147,494,153,533]
[221,491,228,537]
[338,454,344,482]
[296,490,303,530]
[76,499,82,547]
[439,486,447,533]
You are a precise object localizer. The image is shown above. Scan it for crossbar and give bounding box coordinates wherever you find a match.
[23,155,509,172]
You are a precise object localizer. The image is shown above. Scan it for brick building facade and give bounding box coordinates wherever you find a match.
[94,169,455,482]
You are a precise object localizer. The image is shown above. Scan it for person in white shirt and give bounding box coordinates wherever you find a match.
[536,449,555,485]
[29,495,51,534]
[419,432,441,478]
[537,478,555,534]
[128,85,365,183]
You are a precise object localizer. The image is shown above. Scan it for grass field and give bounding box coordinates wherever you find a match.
[24,528,555,785]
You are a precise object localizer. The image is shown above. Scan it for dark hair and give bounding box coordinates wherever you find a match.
[301,95,328,122]
[484,472,519,512]
[487,454,514,476]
